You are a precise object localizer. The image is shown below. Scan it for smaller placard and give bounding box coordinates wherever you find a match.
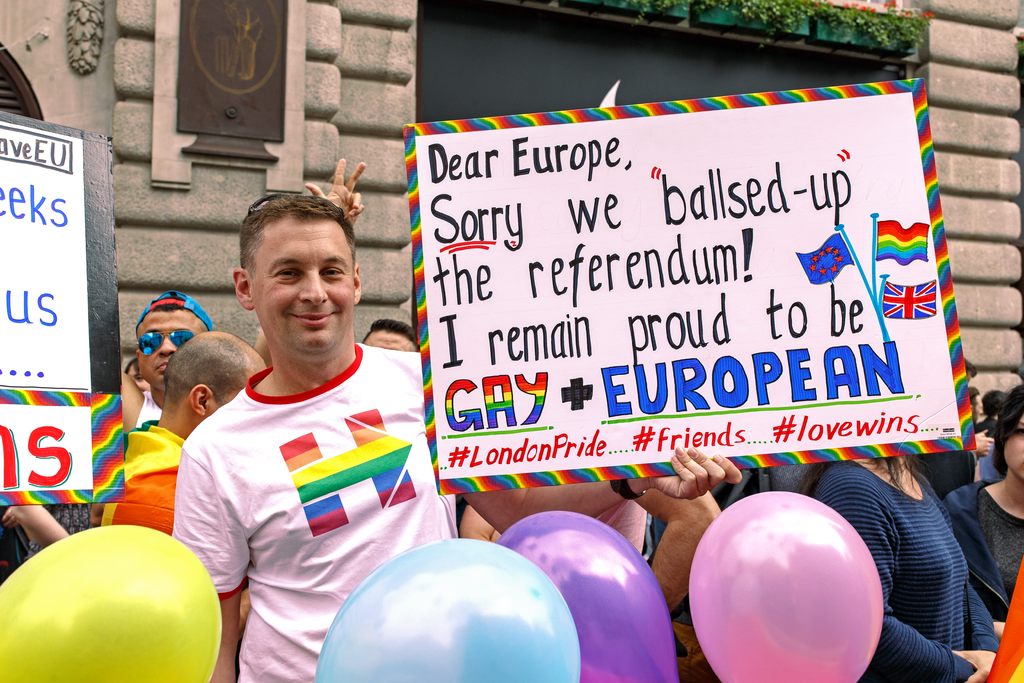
[0,113,122,505]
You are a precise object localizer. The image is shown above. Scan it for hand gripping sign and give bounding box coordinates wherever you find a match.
[405,79,971,495]
[0,113,121,505]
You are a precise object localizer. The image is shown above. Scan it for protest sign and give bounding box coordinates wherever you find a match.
[404,79,972,494]
[0,113,122,505]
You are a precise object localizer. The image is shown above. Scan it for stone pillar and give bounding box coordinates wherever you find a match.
[333,0,417,335]
[915,0,1023,393]
[112,0,349,353]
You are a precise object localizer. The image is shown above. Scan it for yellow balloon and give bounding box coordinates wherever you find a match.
[0,525,221,683]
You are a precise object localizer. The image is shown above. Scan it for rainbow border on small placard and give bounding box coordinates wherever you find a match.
[0,390,123,504]
[404,78,971,494]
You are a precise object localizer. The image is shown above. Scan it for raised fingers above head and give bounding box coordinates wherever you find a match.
[344,161,366,191]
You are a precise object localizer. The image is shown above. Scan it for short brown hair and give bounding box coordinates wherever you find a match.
[164,332,265,405]
[240,195,355,270]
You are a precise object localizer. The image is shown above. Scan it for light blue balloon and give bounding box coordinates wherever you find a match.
[315,538,581,683]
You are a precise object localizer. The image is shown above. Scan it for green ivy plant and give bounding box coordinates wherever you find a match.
[626,0,933,47]
[691,0,809,35]
[806,1,933,46]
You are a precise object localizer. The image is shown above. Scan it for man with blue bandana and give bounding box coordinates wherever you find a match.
[126,291,213,430]
[91,291,216,528]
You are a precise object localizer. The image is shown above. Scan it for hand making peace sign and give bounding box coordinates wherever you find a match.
[306,158,366,224]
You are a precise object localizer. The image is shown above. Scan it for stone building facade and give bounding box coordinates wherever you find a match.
[0,0,1020,394]
[109,0,416,357]
[915,0,1023,395]
[1,0,416,359]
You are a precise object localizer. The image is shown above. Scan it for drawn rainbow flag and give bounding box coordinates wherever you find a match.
[876,220,929,265]
[279,410,416,537]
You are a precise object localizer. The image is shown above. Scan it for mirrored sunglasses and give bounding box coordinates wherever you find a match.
[137,330,195,355]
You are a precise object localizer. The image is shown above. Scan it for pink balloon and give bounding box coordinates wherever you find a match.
[689,492,882,683]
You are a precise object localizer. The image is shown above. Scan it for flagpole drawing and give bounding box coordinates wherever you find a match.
[870,212,894,337]
[803,213,933,336]
[871,213,878,303]
[833,220,891,343]
[877,274,891,313]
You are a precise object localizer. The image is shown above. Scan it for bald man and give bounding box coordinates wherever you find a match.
[102,332,265,533]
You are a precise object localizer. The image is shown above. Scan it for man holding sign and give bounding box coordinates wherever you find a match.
[171,160,739,683]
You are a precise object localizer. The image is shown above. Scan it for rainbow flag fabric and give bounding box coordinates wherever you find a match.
[279,410,416,537]
[102,422,182,536]
[876,220,929,265]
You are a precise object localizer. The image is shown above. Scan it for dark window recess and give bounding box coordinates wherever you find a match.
[420,0,902,124]
[0,45,42,120]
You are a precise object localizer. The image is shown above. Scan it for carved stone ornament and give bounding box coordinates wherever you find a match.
[67,0,104,75]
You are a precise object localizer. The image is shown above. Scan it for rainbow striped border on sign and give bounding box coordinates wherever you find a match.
[0,391,123,504]
[403,78,971,495]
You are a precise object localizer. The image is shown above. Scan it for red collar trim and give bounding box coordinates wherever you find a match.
[245,345,363,405]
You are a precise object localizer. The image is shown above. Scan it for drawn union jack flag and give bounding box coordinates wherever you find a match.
[882,280,937,320]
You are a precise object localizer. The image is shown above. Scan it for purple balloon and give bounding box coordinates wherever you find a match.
[690,492,883,683]
[498,511,676,683]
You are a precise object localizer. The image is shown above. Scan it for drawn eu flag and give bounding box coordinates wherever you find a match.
[796,233,854,285]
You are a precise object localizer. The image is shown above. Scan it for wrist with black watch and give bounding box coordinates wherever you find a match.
[611,477,649,500]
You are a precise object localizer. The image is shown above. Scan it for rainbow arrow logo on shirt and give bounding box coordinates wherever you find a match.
[279,410,416,537]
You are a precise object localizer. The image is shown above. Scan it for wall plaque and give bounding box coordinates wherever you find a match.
[177,0,287,159]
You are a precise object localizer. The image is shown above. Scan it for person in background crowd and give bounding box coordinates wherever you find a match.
[803,456,998,683]
[918,364,990,499]
[95,291,216,528]
[947,384,1024,641]
[977,391,1004,438]
[363,318,418,353]
[976,390,1006,481]
[103,332,264,534]
[124,357,150,393]
[122,291,214,431]
[172,168,739,683]
[105,332,264,661]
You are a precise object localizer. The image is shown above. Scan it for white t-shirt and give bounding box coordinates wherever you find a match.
[173,345,456,683]
[135,390,161,429]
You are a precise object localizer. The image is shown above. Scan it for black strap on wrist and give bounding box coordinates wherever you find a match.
[611,478,645,500]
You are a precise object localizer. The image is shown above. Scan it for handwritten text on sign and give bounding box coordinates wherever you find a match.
[408,81,967,491]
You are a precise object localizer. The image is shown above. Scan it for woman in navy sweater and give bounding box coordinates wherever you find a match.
[947,384,1024,641]
[802,456,998,682]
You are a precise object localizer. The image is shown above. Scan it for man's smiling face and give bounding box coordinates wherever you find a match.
[238,216,361,367]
